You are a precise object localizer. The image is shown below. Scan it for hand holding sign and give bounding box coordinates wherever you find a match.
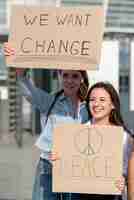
[48,152,60,161]
[4,43,15,56]
[4,43,28,76]
[114,176,125,193]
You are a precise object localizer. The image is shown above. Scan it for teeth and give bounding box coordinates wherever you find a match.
[93,109,102,112]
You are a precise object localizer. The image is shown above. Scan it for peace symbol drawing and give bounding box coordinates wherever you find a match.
[74,127,103,156]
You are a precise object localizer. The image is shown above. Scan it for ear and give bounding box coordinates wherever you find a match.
[81,79,84,83]
[111,104,115,109]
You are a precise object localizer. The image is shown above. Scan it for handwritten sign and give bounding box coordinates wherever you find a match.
[7,6,104,70]
[53,124,123,194]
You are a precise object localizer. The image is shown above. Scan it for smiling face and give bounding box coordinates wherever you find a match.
[61,70,83,97]
[89,87,114,125]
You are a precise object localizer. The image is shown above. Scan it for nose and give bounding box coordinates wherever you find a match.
[93,100,99,106]
[67,76,73,83]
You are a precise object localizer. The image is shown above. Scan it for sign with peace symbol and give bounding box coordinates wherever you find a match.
[53,124,123,195]
[74,127,103,156]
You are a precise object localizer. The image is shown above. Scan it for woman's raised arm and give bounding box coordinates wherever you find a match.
[3,42,54,114]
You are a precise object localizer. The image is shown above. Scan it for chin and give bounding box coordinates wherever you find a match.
[68,89,77,95]
[92,114,102,119]
[65,91,74,96]
[94,115,109,123]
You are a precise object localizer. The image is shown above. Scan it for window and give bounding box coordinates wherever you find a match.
[0,44,7,80]
[119,75,129,93]
[0,0,7,25]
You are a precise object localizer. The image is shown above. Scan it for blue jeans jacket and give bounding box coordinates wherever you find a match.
[32,158,80,200]
[19,77,89,157]
[19,77,89,200]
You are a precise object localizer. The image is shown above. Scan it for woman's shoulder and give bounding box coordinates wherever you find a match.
[124,129,134,140]
[85,121,91,125]
[124,130,134,150]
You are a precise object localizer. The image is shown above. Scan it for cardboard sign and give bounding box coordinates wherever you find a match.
[53,124,123,194]
[7,6,104,70]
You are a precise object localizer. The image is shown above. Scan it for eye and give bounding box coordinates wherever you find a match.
[62,73,69,78]
[89,97,95,102]
[72,74,80,79]
[100,97,105,102]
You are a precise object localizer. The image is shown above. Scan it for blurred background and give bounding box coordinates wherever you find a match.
[0,0,134,199]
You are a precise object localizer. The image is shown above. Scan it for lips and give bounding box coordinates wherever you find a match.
[92,107,104,113]
[65,85,76,89]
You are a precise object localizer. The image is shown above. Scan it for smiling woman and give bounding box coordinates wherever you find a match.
[81,81,134,200]
[4,42,90,200]
[89,87,115,125]
[61,70,83,98]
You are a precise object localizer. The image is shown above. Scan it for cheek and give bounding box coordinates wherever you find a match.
[75,78,81,85]
[89,102,93,112]
[62,77,68,83]
[106,103,113,113]
[78,81,81,87]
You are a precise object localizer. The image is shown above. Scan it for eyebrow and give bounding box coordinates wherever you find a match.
[89,96,107,99]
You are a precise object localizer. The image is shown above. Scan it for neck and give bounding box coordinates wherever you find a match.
[70,95,80,106]
[64,92,80,105]
[92,117,111,126]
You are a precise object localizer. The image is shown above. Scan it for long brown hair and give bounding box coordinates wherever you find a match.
[78,70,89,101]
[86,82,131,133]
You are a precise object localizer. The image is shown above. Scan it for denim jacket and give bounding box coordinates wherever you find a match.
[123,132,134,178]
[19,77,89,160]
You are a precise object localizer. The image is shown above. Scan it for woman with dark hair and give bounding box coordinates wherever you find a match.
[4,43,89,200]
[86,82,131,131]
[81,81,134,200]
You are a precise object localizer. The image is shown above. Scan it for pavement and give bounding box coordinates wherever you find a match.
[0,95,40,200]
[0,132,39,200]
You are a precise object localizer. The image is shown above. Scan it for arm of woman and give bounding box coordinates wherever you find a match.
[4,42,54,114]
[128,138,134,200]
[19,75,54,113]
